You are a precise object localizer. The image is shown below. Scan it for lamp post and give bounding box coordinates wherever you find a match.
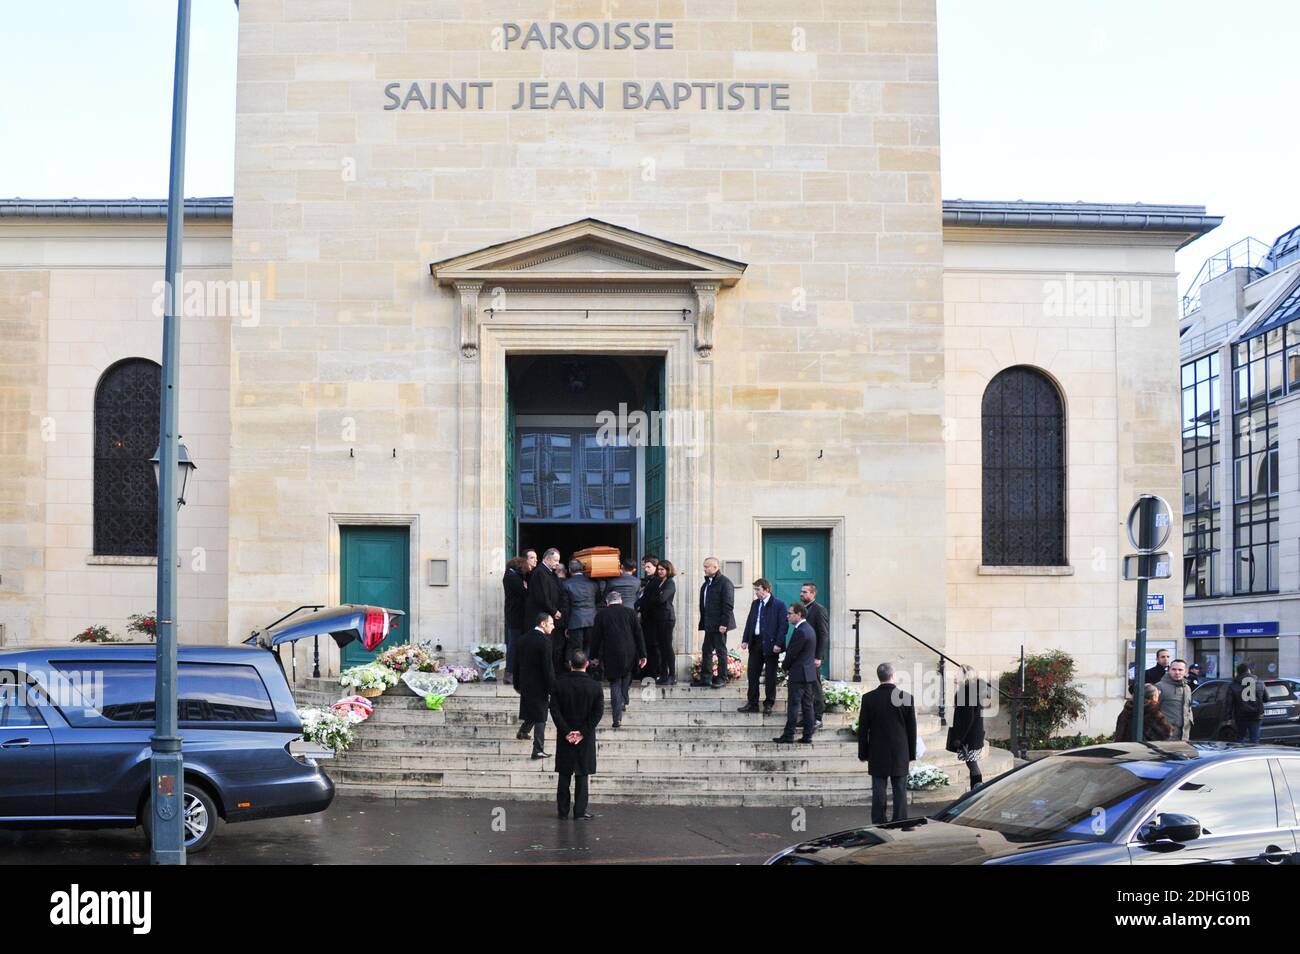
[151,0,193,866]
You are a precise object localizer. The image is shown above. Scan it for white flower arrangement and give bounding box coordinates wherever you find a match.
[822,682,861,712]
[298,706,357,753]
[907,763,951,792]
[401,670,459,698]
[338,662,399,691]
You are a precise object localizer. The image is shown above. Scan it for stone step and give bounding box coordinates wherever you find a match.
[327,767,934,793]
[333,753,890,773]
[343,735,978,758]
[329,783,887,808]
[354,722,859,741]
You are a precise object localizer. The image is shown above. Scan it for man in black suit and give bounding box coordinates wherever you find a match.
[525,548,563,669]
[1144,648,1171,687]
[550,649,605,819]
[738,578,787,714]
[772,602,818,744]
[587,591,647,728]
[514,612,557,759]
[561,559,598,658]
[696,557,736,688]
[858,662,918,824]
[800,582,830,727]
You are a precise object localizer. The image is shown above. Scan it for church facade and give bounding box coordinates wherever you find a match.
[0,2,1218,731]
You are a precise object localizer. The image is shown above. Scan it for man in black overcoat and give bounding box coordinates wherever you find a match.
[525,548,563,664]
[550,649,605,819]
[772,602,818,744]
[561,559,599,658]
[800,582,829,725]
[514,612,556,759]
[857,661,918,825]
[587,591,647,728]
[697,557,736,688]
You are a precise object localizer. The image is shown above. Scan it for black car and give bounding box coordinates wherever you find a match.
[767,742,1300,864]
[1190,678,1300,744]
[0,604,400,853]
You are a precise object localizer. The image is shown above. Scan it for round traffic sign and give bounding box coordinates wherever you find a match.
[1126,494,1172,551]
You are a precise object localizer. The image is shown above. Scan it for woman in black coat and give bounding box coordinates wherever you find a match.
[501,556,528,684]
[948,665,990,789]
[635,558,661,678]
[651,560,678,685]
[1113,684,1174,742]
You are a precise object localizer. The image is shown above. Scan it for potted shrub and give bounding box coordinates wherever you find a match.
[126,612,157,641]
[339,662,399,699]
[72,625,118,643]
[998,650,1088,749]
[821,681,861,714]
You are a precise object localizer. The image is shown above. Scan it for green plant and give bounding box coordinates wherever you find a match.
[72,625,117,643]
[999,650,1088,748]
[821,682,861,712]
[126,612,157,641]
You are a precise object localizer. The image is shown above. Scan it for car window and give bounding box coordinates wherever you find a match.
[934,753,1174,842]
[1193,682,1226,705]
[1278,760,1300,822]
[52,661,277,724]
[1,704,46,728]
[1263,681,1294,702]
[1153,759,1277,835]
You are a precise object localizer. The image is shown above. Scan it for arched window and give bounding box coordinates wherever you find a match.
[981,366,1066,566]
[93,359,161,557]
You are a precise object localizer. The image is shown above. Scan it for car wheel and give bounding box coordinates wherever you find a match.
[143,784,219,854]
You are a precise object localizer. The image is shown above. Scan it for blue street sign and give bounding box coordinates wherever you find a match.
[1185,623,1221,638]
[1146,594,1165,612]
[1224,621,1280,637]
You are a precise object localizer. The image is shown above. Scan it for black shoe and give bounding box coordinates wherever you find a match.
[516,730,530,740]
[797,738,814,744]
[532,751,549,760]
[711,679,725,689]
[655,677,668,686]
[557,810,569,819]
[612,721,621,729]
[573,812,598,820]
[737,704,760,713]
[814,720,824,730]
[772,736,793,744]
[762,705,774,715]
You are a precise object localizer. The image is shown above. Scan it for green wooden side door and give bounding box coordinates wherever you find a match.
[340,525,410,668]
[643,360,666,560]
[762,529,830,676]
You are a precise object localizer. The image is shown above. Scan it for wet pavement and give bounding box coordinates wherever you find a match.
[0,795,948,865]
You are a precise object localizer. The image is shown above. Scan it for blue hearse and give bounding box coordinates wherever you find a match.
[0,604,401,852]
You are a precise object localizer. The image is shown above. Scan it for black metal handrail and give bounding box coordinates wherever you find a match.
[849,607,1029,758]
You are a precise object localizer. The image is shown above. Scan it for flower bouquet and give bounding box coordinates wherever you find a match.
[469,642,507,681]
[438,664,480,684]
[339,662,399,698]
[330,695,374,724]
[72,625,118,643]
[690,649,745,683]
[376,642,436,674]
[906,764,951,792]
[298,707,357,753]
[401,670,459,699]
[821,682,861,713]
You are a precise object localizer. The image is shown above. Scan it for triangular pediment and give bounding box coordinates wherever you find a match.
[430,218,746,286]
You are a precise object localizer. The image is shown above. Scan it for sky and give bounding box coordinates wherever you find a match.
[1,1,1296,288]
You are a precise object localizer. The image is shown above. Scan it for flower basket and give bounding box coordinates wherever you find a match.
[339,662,400,696]
[298,707,357,753]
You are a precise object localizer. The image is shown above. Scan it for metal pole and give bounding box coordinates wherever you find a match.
[937,655,946,727]
[151,0,192,866]
[1018,645,1027,759]
[1132,498,1153,743]
[851,610,861,683]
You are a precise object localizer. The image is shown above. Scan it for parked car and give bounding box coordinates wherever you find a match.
[1190,677,1300,744]
[766,742,1300,865]
[0,604,401,853]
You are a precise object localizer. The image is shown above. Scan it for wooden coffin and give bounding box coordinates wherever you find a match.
[574,546,621,579]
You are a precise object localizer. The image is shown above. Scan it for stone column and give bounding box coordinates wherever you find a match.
[454,280,484,358]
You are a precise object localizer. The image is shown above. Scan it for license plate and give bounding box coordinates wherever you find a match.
[1265,707,1287,717]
